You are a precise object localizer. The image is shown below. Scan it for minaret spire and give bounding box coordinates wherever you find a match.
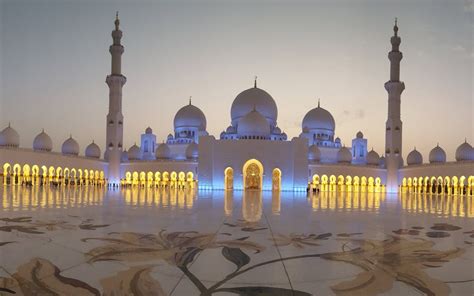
[106,13,127,185]
[384,19,405,192]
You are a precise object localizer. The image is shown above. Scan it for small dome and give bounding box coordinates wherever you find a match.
[356,131,364,139]
[335,137,341,143]
[33,130,53,151]
[379,156,386,168]
[231,86,278,126]
[302,104,335,132]
[226,125,236,134]
[167,134,174,140]
[308,144,321,162]
[61,136,79,156]
[121,149,129,162]
[455,140,473,161]
[273,126,282,134]
[407,148,423,165]
[145,127,153,134]
[367,149,380,166]
[337,147,352,163]
[85,141,101,158]
[0,124,19,147]
[156,143,171,159]
[174,102,207,131]
[429,144,446,163]
[237,109,271,137]
[185,142,199,159]
[128,144,141,160]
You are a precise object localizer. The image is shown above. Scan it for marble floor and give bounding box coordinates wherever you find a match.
[0,186,473,296]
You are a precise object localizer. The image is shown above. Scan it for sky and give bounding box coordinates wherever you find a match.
[0,0,473,161]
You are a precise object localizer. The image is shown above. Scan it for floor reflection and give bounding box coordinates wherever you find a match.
[0,186,473,218]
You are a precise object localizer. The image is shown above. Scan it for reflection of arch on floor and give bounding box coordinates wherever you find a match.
[243,159,263,190]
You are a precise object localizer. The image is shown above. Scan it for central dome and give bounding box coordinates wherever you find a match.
[302,104,335,132]
[174,102,207,131]
[231,86,278,126]
[237,109,271,136]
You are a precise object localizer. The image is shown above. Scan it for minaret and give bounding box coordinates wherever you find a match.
[105,12,126,185]
[384,18,405,192]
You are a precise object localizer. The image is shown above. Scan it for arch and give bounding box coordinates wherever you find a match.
[132,171,139,185]
[413,177,418,187]
[178,171,186,182]
[337,175,344,186]
[345,175,352,186]
[272,168,281,191]
[375,177,381,186]
[125,171,132,184]
[444,176,450,187]
[353,176,360,186]
[224,167,234,190]
[402,177,407,187]
[329,175,336,185]
[452,176,458,187]
[2,163,12,185]
[171,171,177,182]
[186,172,194,182]
[312,174,320,185]
[460,176,466,187]
[368,177,374,186]
[243,159,263,190]
[139,172,146,186]
[361,176,367,186]
[321,175,329,185]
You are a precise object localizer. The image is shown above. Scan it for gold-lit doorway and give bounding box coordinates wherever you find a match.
[243,159,263,190]
[224,167,234,190]
[272,168,281,191]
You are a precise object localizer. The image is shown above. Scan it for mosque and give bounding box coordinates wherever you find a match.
[0,16,473,193]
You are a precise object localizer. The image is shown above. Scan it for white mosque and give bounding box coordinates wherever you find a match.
[0,16,473,193]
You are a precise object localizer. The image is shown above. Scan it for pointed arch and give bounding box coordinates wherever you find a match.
[243,159,263,190]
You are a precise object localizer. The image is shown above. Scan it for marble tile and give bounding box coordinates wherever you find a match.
[0,186,473,296]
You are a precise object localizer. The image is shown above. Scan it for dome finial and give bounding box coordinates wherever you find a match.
[317,98,320,108]
[42,128,44,133]
[393,17,398,36]
[69,134,72,138]
[254,75,257,88]
[189,96,192,105]
[8,122,10,128]
[252,104,257,112]
[115,11,120,30]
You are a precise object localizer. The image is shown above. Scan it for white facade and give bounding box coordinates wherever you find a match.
[0,18,473,192]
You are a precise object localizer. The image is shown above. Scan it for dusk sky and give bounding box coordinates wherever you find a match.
[1,0,472,161]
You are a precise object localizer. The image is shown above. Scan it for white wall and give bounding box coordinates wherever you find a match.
[198,136,308,191]
[0,147,107,173]
[399,161,473,180]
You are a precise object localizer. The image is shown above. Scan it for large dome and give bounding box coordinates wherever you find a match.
[61,136,79,156]
[156,143,171,159]
[367,149,380,166]
[455,140,473,161]
[407,148,423,165]
[302,104,335,132]
[85,141,101,158]
[174,102,207,131]
[231,86,278,126]
[33,130,53,151]
[308,144,321,162]
[0,124,19,147]
[429,144,446,163]
[185,142,199,159]
[337,147,352,163]
[237,109,271,137]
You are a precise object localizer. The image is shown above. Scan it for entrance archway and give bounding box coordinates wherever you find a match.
[272,168,281,191]
[243,159,263,190]
[224,167,233,190]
